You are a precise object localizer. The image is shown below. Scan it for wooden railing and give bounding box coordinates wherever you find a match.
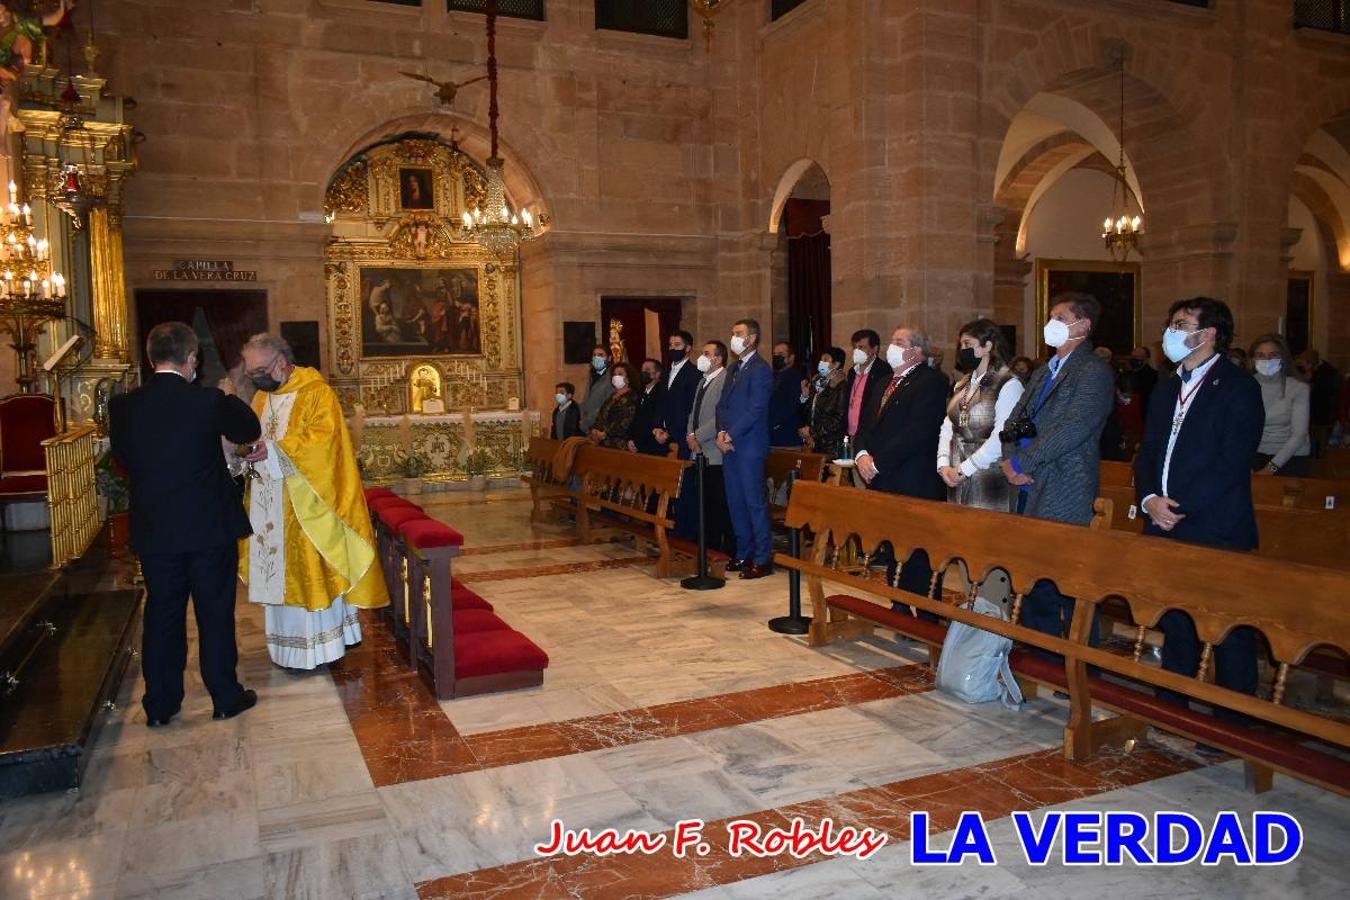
[42,426,101,569]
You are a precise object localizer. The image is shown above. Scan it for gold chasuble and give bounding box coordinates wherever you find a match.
[240,367,388,668]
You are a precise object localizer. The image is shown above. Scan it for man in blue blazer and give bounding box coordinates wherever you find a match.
[1135,297,1265,725]
[716,319,774,578]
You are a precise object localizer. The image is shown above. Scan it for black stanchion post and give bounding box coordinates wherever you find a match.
[768,523,811,634]
[680,453,724,591]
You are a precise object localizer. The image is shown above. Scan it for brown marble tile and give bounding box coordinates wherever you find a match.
[415,743,1201,899]
[461,556,653,583]
[457,538,584,557]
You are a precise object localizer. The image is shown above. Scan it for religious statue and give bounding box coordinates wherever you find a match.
[409,362,443,414]
[608,318,627,364]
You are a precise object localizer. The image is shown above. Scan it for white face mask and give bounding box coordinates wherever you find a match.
[1162,327,1200,364]
[818,361,832,377]
[852,347,869,367]
[1043,319,1072,349]
[1255,359,1282,377]
[696,354,713,374]
[611,375,627,390]
[730,335,747,356]
[886,344,909,370]
[555,393,569,406]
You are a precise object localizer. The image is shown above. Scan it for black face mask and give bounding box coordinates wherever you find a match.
[666,348,686,364]
[772,355,787,372]
[957,348,979,373]
[640,371,656,386]
[251,375,281,392]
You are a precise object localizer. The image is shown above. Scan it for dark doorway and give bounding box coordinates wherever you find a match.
[133,290,268,385]
[1286,272,1313,358]
[784,198,832,363]
[597,298,684,366]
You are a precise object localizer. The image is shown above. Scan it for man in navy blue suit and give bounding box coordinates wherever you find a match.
[768,341,807,448]
[656,330,700,460]
[1135,297,1265,729]
[716,318,774,578]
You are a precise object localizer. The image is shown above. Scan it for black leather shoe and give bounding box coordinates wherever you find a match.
[212,689,257,721]
[739,563,774,580]
[146,707,180,728]
[725,558,748,573]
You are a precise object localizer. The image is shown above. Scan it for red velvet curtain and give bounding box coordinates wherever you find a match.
[785,199,832,361]
[598,297,683,366]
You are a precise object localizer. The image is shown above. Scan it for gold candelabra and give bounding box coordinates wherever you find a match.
[0,180,69,393]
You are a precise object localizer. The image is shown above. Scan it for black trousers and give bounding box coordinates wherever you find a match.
[1157,612,1258,721]
[139,542,245,717]
[1021,579,1100,661]
[676,462,734,556]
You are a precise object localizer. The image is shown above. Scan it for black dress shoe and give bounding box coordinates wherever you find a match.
[146,707,180,728]
[212,689,257,721]
[725,558,749,573]
[740,563,774,580]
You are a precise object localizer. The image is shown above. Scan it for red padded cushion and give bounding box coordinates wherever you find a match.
[826,594,949,646]
[452,587,493,612]
[0,395,57,473]
[378,507,430,530]
[453,609,511,634]
[364,487,397,502]
[0,474,48,495]
[369,496,419,513]
[398,518,465,548]
[454,629,549,679]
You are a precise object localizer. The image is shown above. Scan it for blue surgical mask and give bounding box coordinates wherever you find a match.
[592,356,607,372]
[1162,327,1198,364]
[817,361,831,377]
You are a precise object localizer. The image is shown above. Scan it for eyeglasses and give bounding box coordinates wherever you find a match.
[1167,320,1201,333]
[245,354,279,379]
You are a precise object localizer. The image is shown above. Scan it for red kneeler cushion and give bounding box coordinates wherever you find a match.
[369,496,420,514]
[364,487,397,502]
[453,609,511,634]
[379,507,430,530]
[398,518,465,549]
[452,587,493,612]
[454,629,549,678]
[0,474,48,495]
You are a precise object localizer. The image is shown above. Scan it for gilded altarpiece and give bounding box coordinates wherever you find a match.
[324,138,530,481]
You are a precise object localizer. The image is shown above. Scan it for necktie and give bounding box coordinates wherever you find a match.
[878,373,904,411]
[691,379,709,428]
[1180,366,1193,383]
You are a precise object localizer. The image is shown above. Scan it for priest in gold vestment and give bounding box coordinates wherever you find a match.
[236,334,389,669]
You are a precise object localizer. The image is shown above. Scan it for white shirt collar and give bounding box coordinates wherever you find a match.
[1178,351,1221,383]
[155,368,189,380]
[703,367,724,384]
[738,348,757,364]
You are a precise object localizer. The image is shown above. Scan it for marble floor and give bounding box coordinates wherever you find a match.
[1,485,1346,899]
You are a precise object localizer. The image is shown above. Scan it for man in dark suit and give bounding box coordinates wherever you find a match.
[853,326,949,608]
[627,358,667,455]
[656,330,700,460]
[1129,345,1158,415]
[549,382,583,439]
[845,328,892,445]
[716,319,774,578]
[1135,297,1264,727]
[110,322,261,726]
[1001,292,1115,644]
[769,341,807,448]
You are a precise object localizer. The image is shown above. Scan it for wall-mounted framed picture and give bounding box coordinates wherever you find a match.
[1035,258,1141,358]
[563,321,598,365]
[358,266,480,358]
[399,167,434,210]
[1285,270,1314,358]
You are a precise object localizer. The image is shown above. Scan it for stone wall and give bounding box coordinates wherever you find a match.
[68,0,1350,412]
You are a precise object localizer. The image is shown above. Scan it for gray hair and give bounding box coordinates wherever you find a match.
[243,333,296,364]
[897,327,933,358]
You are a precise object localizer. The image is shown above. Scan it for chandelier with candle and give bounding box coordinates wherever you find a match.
[459,0,539,260]
[0,181,69,393]
[1102,50,1143,262]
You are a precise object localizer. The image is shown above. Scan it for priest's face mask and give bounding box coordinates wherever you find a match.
[244,349,286,393]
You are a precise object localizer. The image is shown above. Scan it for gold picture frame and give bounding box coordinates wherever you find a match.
[1035,257,1141,358]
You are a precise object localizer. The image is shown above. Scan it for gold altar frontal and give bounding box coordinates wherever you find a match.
[353,409,536,483]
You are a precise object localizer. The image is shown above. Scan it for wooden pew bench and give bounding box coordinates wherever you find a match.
[766,449,828,526]
[776,480,1350,796]
[522,436,574,523]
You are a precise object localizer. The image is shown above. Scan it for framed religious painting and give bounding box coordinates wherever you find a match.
[358,266,481,358]
[399,167,435,210]
[1034,258,1140,359]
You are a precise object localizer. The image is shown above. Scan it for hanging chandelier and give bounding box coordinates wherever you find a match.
[0,182,69,393]
[1102,50,1143,262]
[460,0,539,260]
[689,0,731,49]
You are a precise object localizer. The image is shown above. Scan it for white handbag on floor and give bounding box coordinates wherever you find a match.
[935,595,1024,709]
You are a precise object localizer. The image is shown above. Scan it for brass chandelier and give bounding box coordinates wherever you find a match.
[1102,50,1143,262]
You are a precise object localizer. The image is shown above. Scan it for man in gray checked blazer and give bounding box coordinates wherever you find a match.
[1001,292,1115,642]
[678,339,733,554]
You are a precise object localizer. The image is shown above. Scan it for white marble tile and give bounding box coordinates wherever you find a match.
[0,828,127,899]
[678,858,889,899]
[257,790,389,854]
[113,855,267,900]
[263,832,412,900]
[119,812,259,884]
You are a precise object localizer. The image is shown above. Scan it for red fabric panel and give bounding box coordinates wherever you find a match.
[398,518,465,548]
[452,587,493,612]
[454,629,549,679]
[378,507,430,529]
[364,487,397,502]
[452,609,511,634]
[0,474,48,495]
[827,594,948,645]
[369,496,420,513]
[0,395,57,473]
[783,198,829,238]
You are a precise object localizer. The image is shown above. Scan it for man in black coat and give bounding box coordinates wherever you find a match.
[655,330,700,460]
[845,328,892,445]
[769,341,808,448]
[1135,298,1265,726]
[627,358,668,455]
[110,322,262,727]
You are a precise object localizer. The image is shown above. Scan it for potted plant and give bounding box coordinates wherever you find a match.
[95,449,131,557]
[464,447,491,492]
[400,450,429,495]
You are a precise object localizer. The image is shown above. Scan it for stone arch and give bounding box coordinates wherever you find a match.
[768,158,831,234]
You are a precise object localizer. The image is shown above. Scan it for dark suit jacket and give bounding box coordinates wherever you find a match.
[661,361,701,459]
[549,402,582,439]
[1134,355,1264,550]
[1005,342,1114,525]
[846,357,893,437]
[110,372,261,556]
[769,364,808,447]
[716,353,773,458]
[854,364,948,499]
[631,383,668,455]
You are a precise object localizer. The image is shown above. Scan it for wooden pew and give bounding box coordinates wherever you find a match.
[1309,447,1350,481]
[766,449,829,525]
[522,436,570,523]
[569,445,691,578]
[776,480,1350,796]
